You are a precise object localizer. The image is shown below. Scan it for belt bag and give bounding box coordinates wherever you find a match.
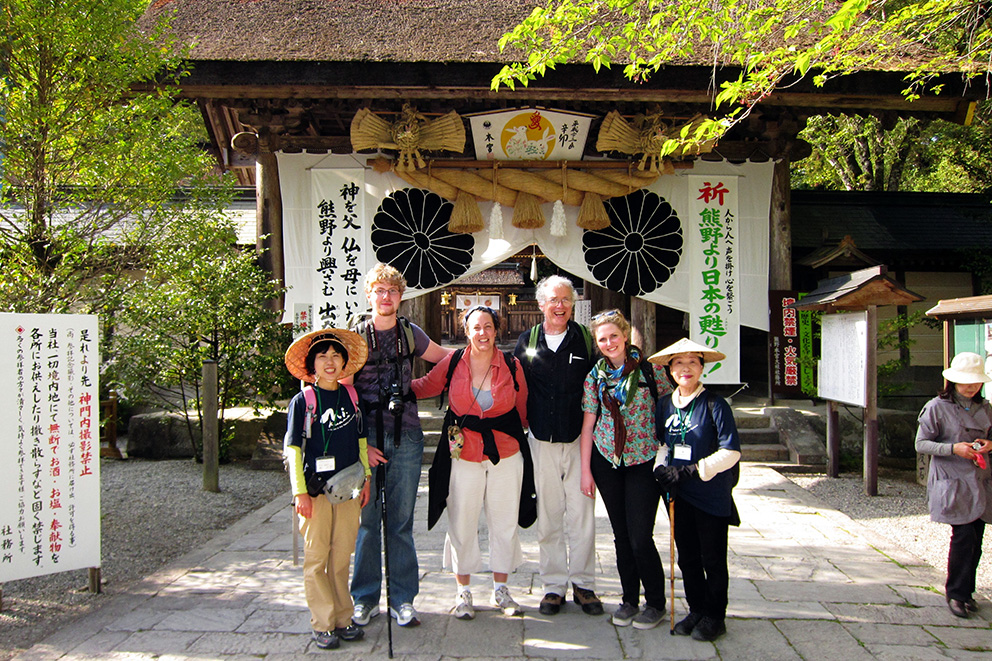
[323,462,366,504]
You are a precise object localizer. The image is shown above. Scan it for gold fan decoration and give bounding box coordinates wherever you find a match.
[597,110,714,172]
[351,104,466,171]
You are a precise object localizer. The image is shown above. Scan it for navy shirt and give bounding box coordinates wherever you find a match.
[285,385,361,480]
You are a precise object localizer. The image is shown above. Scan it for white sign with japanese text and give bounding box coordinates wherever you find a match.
[819,311,868,407]
[0,313,100,581]
[467,107,596,161]
[687,175,740,383]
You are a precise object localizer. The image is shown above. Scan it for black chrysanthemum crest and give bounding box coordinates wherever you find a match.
[371,188,475,289]
[582,190,683,295]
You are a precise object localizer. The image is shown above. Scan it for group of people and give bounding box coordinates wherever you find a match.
[282,263,742,650]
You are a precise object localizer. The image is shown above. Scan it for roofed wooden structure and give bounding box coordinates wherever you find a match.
[789,265,924,312]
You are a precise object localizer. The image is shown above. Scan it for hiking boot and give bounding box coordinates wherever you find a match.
[612,602,639,626]
[673,611,702,636]
[572,585,604,615]
[389,603,421,627]
[312,630,340,650]
[332,624,364,642]
[691,616,727,641]
[453,590,475,620]
[632,605,666,630]
[352,603,379,626]
[540,592,564,615]
[492,585,523,616]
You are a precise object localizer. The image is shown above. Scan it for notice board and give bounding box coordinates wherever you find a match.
[818,311,868,407]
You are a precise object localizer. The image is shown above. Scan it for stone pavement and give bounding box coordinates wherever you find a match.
[13,465,992,660]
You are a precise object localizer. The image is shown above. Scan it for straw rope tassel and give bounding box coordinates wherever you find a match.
[489,163,504,240]
[550,162,567,237]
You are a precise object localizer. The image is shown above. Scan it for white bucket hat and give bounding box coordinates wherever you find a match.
[942,352,991,384]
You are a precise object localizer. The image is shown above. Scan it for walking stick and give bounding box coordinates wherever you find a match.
[379,462,394,658]
[668,493,676,635]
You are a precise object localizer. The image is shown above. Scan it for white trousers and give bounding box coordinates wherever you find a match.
[443,451,524,576]
[529,431,597,595]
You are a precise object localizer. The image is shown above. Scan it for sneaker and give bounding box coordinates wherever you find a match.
[491,585,523,616]
[691,616,727,641]
[332,624,365,642]
[352,603,380,626]
[612,602,639,626]
[539,592,564,615]
[572,584,604,615]
[673,611,702,636]
[389,603,421,627]
[453,590,475,620]
[312,630,340,650]
[632,605,666,630]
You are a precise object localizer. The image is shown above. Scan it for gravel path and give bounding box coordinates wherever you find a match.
[0,457,288,661]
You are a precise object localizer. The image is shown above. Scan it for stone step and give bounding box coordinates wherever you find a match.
[738,427,782,445]
[740,443,791,462]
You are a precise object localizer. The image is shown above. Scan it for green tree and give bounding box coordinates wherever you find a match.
[494,0,992,152]
[107,211,290,458]
[793,106,992,192]
[0,0,219,314]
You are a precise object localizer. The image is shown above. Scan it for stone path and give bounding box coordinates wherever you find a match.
[13,465,992,660]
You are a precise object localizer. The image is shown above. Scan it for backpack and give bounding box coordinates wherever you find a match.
[523,322,593,363]
[439,348,519,410]
[354,315,416,369]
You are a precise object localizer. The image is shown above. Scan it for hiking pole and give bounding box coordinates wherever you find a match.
[379,462,394,658]
[668,492,676,635]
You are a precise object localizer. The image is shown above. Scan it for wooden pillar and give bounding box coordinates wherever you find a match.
[631,297,657,356]
[587,282,628,319]
[769,158,792,290]
[864,305,879,496]
[826,400,840,478]
[404,290,443,377]
[256,147,285,312]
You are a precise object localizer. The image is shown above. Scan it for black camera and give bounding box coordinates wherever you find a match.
[387,381,404,416]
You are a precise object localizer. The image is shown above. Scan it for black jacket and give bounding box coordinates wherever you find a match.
[513,320,593,443]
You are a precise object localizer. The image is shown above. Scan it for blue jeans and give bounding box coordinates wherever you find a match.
[350,426,424,609]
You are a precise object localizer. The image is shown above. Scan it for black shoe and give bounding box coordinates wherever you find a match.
[312,630,340,650]
[572,585,604,615]
[965,598,978,613]
[947,598,970,618]
[691,616,726,641]
[673,612,702,636]
[539,592,564,615]
[332,624,365,642]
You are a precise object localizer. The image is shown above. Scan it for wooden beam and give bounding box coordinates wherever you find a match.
[769,159,792,290]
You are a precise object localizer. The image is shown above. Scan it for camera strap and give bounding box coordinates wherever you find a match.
[365,319,407,448]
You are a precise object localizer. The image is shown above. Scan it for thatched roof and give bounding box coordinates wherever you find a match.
[143,0,538,63]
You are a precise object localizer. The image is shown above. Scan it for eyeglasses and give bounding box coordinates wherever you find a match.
[372,287,400,298]
[591,309,623,322]
[546,297,572,306]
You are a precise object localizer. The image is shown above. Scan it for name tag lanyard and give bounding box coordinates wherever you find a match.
[673,399,696,462]
[315,387,342,472]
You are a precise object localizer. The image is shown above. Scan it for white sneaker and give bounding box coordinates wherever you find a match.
[389,603,420,627]
[453,590,475,620]
[352,603,379,626]
[491,585,523,616]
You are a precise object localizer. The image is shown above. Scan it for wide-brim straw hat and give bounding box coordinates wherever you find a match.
[942,351,991,384]
[285,328,368,382]
[648,337,727,366]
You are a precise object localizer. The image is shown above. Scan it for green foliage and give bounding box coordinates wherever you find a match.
[794,105,992,192]
[107,211,291,457]
[494,0,992,152]
[0,0,217,313]
[876,311,924,396]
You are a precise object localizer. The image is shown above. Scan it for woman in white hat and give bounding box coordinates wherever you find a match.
[284,328,371,650]
[648,338,741,642]
[916,351,992,619]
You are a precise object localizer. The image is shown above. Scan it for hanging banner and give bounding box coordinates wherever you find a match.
[466,107,596,161]
[278,154,772,343]
[310,169,368,329]
[769,290,814,397]
[686,176,740,383]
[0,313,100,581]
